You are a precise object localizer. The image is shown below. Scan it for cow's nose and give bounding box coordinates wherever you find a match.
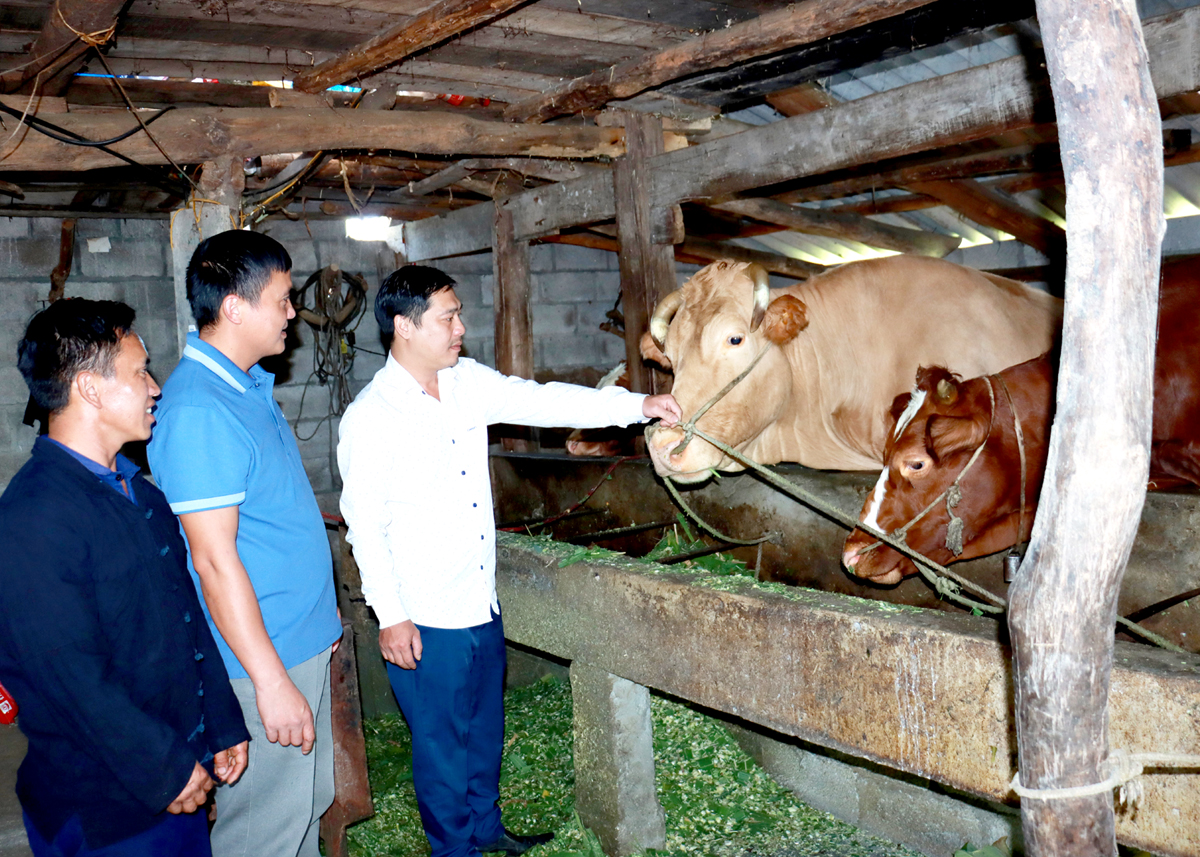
[842,544,861,570]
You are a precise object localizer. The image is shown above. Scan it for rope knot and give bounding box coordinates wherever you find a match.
[945,482,965,556]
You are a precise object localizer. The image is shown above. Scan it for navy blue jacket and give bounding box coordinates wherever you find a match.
[0,439,249,847]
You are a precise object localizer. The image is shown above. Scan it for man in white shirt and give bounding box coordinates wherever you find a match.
[338,265,679,857]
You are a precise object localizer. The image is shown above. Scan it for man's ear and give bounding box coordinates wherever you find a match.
[74,370,103,411]
[639,330,673,372]
[760,295,808,345]
[392,313,413,341]
[221,293,242,326]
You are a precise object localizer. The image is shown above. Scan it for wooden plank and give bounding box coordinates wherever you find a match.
[546,231,822,280]
[494,533,1200,856]
[493,203,535,451]
[3,0,127,96]
[907,178,1064,255]
[403,199,497,262]
[404,6,1200,258]
[1009,0,1165,853]
[293,0,532,93]
[713,197,961,257]
[613,112,676,396]
[505,0,938,123]
[764,81,839,116]
[0,107,624,172]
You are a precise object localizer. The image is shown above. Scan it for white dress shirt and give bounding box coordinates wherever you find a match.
[337,355,648,630]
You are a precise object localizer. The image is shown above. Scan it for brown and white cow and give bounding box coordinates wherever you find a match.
[641,255,1062,482]
[841,255,1200,585]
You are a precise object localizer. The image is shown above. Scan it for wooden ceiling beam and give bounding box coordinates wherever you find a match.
[505,0,937,123]
[3,0,128,96]
[712,196,961,257]
[547,229,823,281]
[292,0,532,94]
[0,107,624,172]
[906,178,1065,254]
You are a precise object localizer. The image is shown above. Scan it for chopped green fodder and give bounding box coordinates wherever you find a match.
[346,677,922,857]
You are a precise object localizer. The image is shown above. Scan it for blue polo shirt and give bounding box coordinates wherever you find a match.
[146,333,340,680]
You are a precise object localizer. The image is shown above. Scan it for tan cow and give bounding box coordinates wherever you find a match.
[641,255,1062,482]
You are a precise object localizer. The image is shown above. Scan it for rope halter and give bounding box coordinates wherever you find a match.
[856,376,998,560]
[668,343,775,458]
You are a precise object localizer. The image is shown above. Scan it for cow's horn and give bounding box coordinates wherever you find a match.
[747,264,771,332]
[936,377,957,404]
[649,288,685,350]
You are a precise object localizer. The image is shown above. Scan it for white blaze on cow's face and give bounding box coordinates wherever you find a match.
[893,388,926,439]
[861,466,890,532]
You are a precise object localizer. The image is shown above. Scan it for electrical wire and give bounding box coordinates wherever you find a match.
[0,100,176,147]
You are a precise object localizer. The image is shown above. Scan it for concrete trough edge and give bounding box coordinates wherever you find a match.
[496,532,1200,856]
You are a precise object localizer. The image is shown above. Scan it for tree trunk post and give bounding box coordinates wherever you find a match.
[614,112,677,396]
[492,202,536,451]
[1010,2,1164,855]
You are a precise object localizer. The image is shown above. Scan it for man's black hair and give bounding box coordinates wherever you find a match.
[375,265,457,335]
[187,230,292,330]
[18,299,137,413]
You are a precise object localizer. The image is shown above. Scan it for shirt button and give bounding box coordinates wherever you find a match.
[194,652,204,661]
[461,470,466,475]
[160,545,170,556]
[183,612,191,623]
[145,509,153,520]
[480,535,484,540]
[198,688,204,697]
[473,503,477,507]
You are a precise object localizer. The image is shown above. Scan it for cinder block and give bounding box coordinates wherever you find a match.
[538,334,604,370]
[529,244,554,273]
[302,453,335,495]
[76,219,119,240]
[436,251,493,275]
[536,271,596,303]
[28,218,64,238]
[599,334,627,366]
[121,219,169,241]
[478,340,495,369]
[0,237,60,278]
[460,337,487,362]
[450,273,481,306]
[139,277,179,318]
[533,304,577,336]
[0,405,36,458]
[258,218,313,244]
[461,305,495,339]
[552,242,611,272]
[570,662,666,856]
[0,368,31,407]
[0,282,43,324]
[480,274,495,307]
[78,240,167,279]
[286,240,319,275]
[59,279,127,303]
[576,299,612,334]
[315,239,382,276]
[0,218,28,239]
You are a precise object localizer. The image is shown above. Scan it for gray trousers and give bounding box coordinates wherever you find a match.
[211,646,335,857]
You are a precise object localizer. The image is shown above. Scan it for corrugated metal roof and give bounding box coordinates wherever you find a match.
[724,2,1200,269]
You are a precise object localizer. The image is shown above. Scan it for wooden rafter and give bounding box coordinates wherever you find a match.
[907,179,1065,254]
[505,0,938,124]
[292,0,532,94]
[0,108,624,172]
[712,197,961,257]
[3,0,128,96]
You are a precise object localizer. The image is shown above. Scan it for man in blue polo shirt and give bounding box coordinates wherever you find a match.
[147,231,342,857]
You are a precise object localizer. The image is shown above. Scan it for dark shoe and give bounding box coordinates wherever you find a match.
[478,829,555,855]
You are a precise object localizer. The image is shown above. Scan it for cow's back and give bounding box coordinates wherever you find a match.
[775,255,1062,468]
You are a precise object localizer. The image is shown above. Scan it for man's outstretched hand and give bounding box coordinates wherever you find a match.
[642,394,682,426]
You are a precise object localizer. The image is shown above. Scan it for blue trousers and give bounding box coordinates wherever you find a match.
[387,612,506,857]
[23,810,210,857]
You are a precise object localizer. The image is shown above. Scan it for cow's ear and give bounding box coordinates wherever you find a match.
[761,295,809,345]
[926,414,987,461]
[639,330,673,372]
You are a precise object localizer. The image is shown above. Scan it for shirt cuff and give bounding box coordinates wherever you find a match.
[369,594,410,629]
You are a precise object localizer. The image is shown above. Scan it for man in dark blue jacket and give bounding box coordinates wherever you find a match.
[0,299,250,857]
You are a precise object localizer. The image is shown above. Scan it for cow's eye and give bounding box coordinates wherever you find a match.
[728,335,743,346]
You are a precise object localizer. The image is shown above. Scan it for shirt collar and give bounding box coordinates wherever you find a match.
[380,353,459,399]
[40,436,141,484]
[182,331,274,394]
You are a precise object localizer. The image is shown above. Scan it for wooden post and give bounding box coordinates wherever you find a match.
[492,202,536,451]
[1009,2,1164,855]
[169,157,243,364]
[614,113,677,395]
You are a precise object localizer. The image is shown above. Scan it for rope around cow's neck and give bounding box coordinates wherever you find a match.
[650,423,1188,653]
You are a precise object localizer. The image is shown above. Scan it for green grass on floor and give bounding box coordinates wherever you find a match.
[346,677,922,857]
